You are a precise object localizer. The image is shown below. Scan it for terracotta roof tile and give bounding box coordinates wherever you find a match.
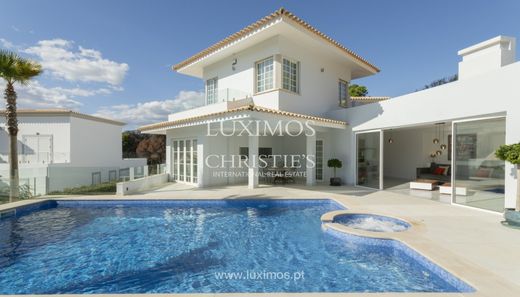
[138,104,347,132]
[173,7,379,73]
[350,96,390,101]
[1,109,126,126]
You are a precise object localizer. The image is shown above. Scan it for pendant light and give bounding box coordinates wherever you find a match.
[433,124,439,144]
[440,123,447,150]
[388,129,394,144]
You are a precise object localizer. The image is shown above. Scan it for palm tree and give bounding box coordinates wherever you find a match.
[0,50,42,202]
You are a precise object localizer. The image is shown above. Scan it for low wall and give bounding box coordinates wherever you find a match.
[116,173,169,195]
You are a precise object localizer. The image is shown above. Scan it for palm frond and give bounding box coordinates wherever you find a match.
[0,49,42,84]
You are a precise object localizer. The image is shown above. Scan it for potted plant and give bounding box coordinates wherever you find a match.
[495,143,520,226]
[327,158,343,186]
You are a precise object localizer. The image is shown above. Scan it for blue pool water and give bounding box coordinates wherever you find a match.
[0,199,473,294]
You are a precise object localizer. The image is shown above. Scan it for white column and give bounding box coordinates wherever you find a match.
[144,165,149,177]
[248,133,259,189]
[129,167,135,180]
[306,133,316,186]
[379,130,384,190]
[197,137,204,188]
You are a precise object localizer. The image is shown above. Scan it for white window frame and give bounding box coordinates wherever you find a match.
[339,79,349,107]
[206,77,218,105]
[171,138,198,185]
[315,139,324,181]
[255,56,274,93]
[282,57,299,94]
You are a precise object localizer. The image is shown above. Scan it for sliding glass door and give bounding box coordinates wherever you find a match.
[172,138,198,184]
[453,117,505,212]
[356,131,382,189]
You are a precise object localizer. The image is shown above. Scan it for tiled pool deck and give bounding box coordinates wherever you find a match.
[1,183,519,297]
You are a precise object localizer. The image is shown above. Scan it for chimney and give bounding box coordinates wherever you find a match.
[458,36,516,80]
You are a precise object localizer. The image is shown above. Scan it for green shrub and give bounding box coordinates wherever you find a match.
[327,158,343,178]
[49,181,117,195]
[495,143,520,165]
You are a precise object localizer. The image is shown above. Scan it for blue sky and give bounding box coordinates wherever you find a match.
[1,0,519,129]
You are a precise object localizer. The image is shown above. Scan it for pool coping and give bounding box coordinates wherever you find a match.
[0,196,517,297]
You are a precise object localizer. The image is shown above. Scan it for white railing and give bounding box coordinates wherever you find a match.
[0,152,71,164]
[0,164,166,197]
[209,88,251,104]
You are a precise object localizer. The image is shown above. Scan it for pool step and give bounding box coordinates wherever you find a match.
[0,209,16,219]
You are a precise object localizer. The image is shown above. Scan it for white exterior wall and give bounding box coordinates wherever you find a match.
[0,116,71,164]
[328,60,520,208]
[200,35,352,117]
[277,36,351,116]
[1,114,146,194]
[203,36,280,101]
[458,36,516,80]
[69,117,124,166]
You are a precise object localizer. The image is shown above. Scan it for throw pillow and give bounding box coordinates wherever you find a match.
[433,167,445,175]
[438,165,450,176]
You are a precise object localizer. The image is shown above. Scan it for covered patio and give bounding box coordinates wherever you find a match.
[139,104,348,189]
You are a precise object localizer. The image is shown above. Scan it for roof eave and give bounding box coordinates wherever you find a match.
[172,8,379,74]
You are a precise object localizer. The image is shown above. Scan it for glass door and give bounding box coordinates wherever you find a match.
[171,138,198,184]
[453,117,506,212]
[356,131,382,189]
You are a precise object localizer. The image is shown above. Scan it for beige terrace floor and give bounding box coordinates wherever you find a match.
[2,183,520,297]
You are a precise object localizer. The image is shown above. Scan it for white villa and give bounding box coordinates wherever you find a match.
[140,8,520,213]
[0,109,146,194]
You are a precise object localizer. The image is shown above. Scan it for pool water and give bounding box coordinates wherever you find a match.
[0,200,473,294]
[333,213,411,232]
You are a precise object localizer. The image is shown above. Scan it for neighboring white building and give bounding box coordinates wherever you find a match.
[140,8,519,213]
[0,109,146,194]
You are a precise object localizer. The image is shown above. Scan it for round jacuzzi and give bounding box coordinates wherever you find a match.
[333,213,411,232]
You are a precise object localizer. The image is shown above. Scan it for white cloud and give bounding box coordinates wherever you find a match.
[0,38,15,49]
[0,80,113,109]
[24,39,129,85]
[95,90,205,127]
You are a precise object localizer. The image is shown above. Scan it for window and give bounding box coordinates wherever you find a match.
[316,140,323,181]
[256,57,274,93]
[206,77,218,104]
[282,58,299,93]
[339,80,349,107]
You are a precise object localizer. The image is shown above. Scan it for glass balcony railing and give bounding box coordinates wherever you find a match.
[0,152,70,164]
[207,88,251,104]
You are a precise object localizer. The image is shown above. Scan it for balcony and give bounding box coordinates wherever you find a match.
[168,88,253,122]
[209,88,251,104]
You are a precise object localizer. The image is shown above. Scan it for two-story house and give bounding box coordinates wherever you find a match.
[140,8,520,214]
[139,8,386,188]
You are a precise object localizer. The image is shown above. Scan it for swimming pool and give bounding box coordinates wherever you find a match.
[0,199,473,294]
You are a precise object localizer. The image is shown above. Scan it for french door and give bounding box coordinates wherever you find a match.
[172,138,198,184]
